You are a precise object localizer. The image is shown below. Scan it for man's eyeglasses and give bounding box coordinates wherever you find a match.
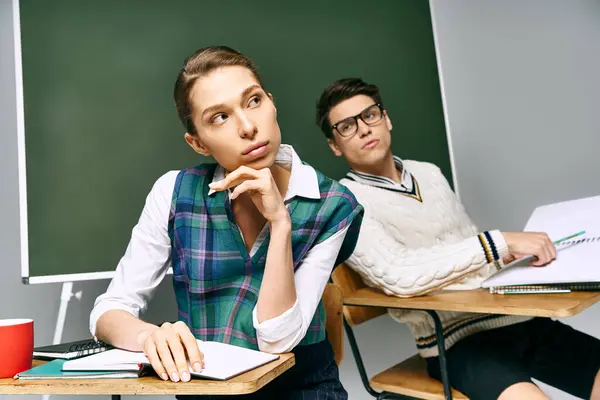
[331,103,384,137]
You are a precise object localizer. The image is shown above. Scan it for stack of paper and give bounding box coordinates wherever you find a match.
[16,340,279,381]
[15,359,140,380]
[63,340,279,381]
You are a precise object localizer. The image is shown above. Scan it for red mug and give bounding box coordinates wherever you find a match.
[0,319,34,378]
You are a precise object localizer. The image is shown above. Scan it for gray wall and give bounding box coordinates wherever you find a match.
[431,0,600,398]
[2,1,600,400]
[432,0,600,229]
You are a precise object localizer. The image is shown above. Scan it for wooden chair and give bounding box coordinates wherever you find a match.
[331,264,469,400]
[323,282,344,365]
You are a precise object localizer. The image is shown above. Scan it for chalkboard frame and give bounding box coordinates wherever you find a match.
[13,0,454,284]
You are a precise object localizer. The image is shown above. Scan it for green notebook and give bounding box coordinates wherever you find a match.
[15,359,142,380]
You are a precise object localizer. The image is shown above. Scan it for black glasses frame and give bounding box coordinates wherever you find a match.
[331,103,384,137]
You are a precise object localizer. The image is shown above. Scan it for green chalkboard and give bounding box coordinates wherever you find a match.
[20,0,450,280]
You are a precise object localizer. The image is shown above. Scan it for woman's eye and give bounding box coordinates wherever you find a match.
[212,113,228,124]
[248,96,261,107]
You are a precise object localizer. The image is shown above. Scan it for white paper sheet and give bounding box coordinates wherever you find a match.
[63,340,279,381]
[482,195,600,288]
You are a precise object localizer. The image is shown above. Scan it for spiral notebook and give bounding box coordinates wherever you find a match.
[489,282,600,294]
[482,195,600,293]
[33,338,112,360]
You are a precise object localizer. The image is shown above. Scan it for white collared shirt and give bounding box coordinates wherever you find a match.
[346,155,414,193]
[90,144,349,353]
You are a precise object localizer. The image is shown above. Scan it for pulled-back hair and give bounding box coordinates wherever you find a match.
[174,46,264,135]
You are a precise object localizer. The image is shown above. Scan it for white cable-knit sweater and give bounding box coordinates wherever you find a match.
[340,159,532,357]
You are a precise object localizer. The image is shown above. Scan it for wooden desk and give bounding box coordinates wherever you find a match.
[0,354,294,395]
[344,287,600,318]
[341,286,600,400]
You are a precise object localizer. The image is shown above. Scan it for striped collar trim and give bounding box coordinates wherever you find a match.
[345,156,423,202]
[346,156,409,186]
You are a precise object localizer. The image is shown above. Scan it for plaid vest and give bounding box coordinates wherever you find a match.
[168,163,363,350]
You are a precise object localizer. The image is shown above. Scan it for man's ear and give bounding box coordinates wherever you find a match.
[268,92,277,114]
[184,132,211,157]
[384,110,393,131]
[327,138,343,157]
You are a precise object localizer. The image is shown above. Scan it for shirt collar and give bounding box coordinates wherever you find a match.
[208,144,320,201]
[346,155,413,192]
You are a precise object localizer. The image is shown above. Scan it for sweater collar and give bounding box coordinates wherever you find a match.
[345,156,423,202]
[346,156,412,191]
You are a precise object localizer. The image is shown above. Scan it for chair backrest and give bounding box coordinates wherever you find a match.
[331,264,387,327]
[322,283,344,365]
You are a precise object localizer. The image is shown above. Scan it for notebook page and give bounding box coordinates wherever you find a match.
[190,341,279,380]
[524,195,600,239]
[482,195,600,288]
[63,348,146,371]
[63,340,279,380]
[482,240,600,287]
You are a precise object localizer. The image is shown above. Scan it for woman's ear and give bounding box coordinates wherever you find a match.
[184,132,211,156]
[328,138,343,157]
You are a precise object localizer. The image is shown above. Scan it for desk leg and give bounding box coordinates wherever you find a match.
[343,320,382,398]
[112,395,121,400]
[344,318,426,400]
[426,310,452,400]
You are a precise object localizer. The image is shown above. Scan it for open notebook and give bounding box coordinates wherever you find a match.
[482,195,600,293]
[62,340,279,381]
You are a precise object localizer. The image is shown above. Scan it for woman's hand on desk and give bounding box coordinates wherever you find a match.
[137,321,204,382]
[501,232,556,266]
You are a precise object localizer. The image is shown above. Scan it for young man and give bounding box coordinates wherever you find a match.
[316,78,600,400]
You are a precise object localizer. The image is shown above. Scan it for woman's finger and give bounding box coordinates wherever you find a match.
[144,338,169,381]
[165,330,191,382]
[174,322,205,372]
[230,180,264,200]
[155,333,180,382]
[209,166,261,191]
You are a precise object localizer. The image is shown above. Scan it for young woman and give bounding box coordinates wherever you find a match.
[90,46,363,399]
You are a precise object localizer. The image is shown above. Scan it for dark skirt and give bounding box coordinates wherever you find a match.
[176,338,348,399]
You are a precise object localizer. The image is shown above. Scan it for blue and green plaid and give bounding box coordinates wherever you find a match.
[168,163,363,350]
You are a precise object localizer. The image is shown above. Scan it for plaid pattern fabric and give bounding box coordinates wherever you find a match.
[168,163,363,350]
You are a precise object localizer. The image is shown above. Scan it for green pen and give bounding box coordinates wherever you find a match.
[553,230,586,245]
